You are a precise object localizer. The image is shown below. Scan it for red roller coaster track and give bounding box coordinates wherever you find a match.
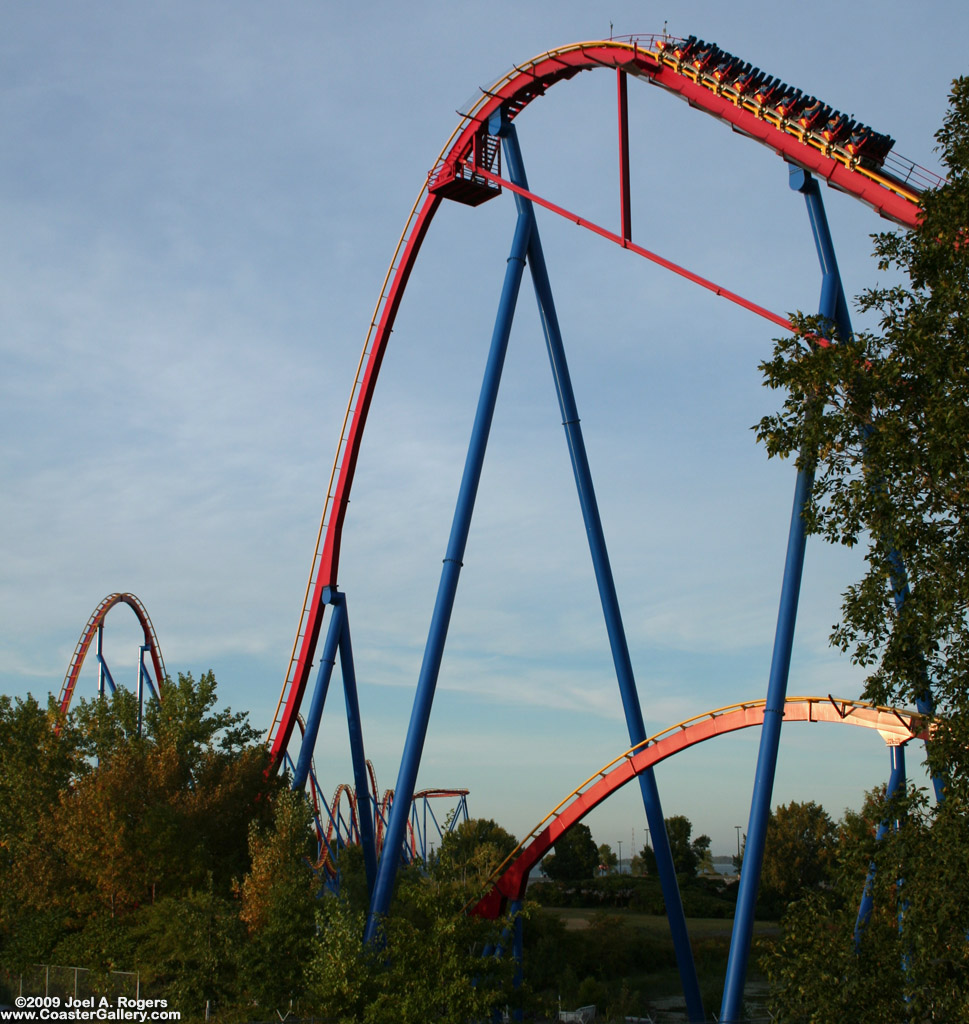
[267,36,932,767]
[470,695,932,920]
[58,592,166,717]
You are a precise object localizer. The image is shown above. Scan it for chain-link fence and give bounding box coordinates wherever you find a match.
[1,965,141,1002]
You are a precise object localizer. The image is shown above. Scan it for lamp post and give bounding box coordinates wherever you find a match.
[617,839,623,875]
[735,825,742,863]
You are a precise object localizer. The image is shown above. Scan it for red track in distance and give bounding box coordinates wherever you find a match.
[58,592,166,716]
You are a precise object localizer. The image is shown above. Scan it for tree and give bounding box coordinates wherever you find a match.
[765,788,969,1022]
[133,888,245,1018]
[306,879,515,1024]
[542,823,599,881]
[756,78,969,1017]
[237,789,318,1014]
[0,694,83,963]
[760,801,836,909]
[640,815,710,878]
[597,843,618,874]
[434,817,517,886]
[756,76,969,788]
[0,671,279,985]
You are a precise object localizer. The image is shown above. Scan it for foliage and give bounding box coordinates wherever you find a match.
[306,878,516,1024]
[0,673,538,1020]
[755,77,969,788]
[759,801,837,914]
[132,888,245,1018]
[0,673,280,999]
[638,814,711,878]
[756,77,969,1017]
[597,843,618,873]
[434,816,517,886]
[0,694,83,953]
[529,872,738,919]
[765,789,969,1022]
[237,789,318,1014]
[542,822,599,881]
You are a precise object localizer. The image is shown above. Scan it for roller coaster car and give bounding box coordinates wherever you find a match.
[846,125,895,164]
[821,112,855,144]
[753,75,783,106]
[733,67,764,97]
[671,35,699,61]
[690,43,722,73]
[797,98,831,131]
[713,58,750,86]
[774,88,807,120]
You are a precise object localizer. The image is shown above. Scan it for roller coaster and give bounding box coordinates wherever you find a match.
[258,32,943,1023]
[57,593,165,737]
[56,32,943,1024]
[57,595,468,885]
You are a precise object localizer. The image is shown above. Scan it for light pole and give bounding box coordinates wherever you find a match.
[735,825,742,863]
[617,839,623,875]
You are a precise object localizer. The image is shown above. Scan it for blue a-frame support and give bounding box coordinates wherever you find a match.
[293,589,378,897]
[289,145,942,1020]
[364,111,705,1020]
[365,120,533,945]
[720,167,853,1022]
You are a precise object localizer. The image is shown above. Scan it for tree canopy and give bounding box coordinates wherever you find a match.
[0,677,523,1021]
[542,823,599,881]
[757,76,969,1019]
[757,76,969,788]
[638,815,711,879]
[434,817,517,885]
[0,674,294,1018]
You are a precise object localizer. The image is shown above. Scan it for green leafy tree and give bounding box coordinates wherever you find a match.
[765,788,969,1022]
[757,77,969,1018]
[306,878,515,1024]
[638,815,710,877]
[542,823,599,881]
[0,671,278,982]
[0,694,83,966]
[760,800,837,910]
[434,817,517,885]
[597,842,618,874]
[237,789,318,1014]
[756,77,969,788]
[132,888,245,1018]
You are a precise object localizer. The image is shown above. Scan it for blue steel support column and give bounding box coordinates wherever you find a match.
[140,647,159,702]
[721,168,848,1023]
[97,624,106,698]
[887,561,944,802]
[98,655,117,695]
[855,742,907,942]
[511,898,524,1023]
[365,191,533,943]
[337,597,379,897]
[500,121,704,1023]
[291,595,344,791]
[137,645,145,738]
[800,177,941,803]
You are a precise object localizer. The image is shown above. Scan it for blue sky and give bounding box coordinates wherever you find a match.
[2,1,966,857]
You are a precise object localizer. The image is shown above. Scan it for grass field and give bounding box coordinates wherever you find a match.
[540,906,778,937]
[527,906,777,1021]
